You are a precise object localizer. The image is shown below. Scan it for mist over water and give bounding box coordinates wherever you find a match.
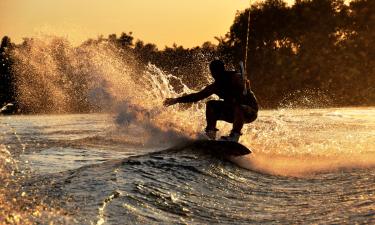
[9,36,375,174]
[11,36,210,144]
[238,108,375,176]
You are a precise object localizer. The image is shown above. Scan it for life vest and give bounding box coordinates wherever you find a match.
[214,71,258,111]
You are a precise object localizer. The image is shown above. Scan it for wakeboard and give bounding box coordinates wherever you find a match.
[187,140,251,157]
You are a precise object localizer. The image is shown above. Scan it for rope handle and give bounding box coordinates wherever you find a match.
[239,61,249,95]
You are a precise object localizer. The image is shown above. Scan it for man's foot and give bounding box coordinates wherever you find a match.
[220,132,241,142]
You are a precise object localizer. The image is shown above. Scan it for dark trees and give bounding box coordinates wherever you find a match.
[218,0,375,107]
[0,36,15,107]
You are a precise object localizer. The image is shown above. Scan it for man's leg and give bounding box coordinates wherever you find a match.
[226,105,257,142]
[205,101,257,141]
[205,100,219,131]
[205,100,225,139]
[232,104,246,134]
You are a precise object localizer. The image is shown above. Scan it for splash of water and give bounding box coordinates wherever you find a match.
[12,36,211,145]
[10,35,375,176]
[0,133,71,224]
[238,108,375,176]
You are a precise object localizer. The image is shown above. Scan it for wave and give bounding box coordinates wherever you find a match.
[20,140,374,224]
[38,128,375,179]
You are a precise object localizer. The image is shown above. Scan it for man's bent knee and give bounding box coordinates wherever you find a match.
[206,100,220,109]
[242,106,257,123]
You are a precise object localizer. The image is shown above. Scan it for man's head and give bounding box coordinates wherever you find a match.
[209,60,225,80]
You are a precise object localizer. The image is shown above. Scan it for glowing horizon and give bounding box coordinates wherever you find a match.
[0,0,295,48]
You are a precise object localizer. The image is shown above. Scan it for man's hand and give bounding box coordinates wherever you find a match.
[163,98,178,106]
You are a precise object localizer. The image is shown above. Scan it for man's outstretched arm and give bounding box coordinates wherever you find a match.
[164,84,215,106]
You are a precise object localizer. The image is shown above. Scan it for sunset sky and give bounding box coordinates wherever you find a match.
[0,0,295,48]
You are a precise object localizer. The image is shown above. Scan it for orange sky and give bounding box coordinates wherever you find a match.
[0,0,295,48]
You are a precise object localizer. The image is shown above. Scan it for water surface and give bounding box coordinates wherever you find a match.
[1,108,374,224]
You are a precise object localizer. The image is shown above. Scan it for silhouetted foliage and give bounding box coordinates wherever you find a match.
[217,0,375,107]
[0,36,15,108]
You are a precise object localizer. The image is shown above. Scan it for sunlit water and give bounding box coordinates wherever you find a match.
[1,36,374,224]
[1,108,374,224]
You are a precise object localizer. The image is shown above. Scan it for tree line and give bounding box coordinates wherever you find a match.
[1,0,374,113]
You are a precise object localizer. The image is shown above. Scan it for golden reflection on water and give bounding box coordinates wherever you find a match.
[1,107,375,223]
[0,144,68,224]
[235,107,375,177]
